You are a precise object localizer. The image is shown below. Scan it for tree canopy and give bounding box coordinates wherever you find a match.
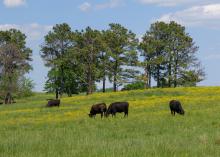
[139,21,205,88]
[0,29,33,104]
[40,21,205,97]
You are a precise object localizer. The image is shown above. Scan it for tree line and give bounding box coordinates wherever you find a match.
[41,21,205,98]
[0,21,205,102]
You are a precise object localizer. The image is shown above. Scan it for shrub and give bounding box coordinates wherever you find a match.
[122,81,145,91]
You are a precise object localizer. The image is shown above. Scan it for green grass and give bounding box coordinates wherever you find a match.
[1,87,220,157]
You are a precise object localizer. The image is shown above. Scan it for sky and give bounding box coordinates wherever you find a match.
[1,0,220,91]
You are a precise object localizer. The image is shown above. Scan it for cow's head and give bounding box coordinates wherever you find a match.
[105,110,111,117]
[88,113,93,117]
[180,109,185,115]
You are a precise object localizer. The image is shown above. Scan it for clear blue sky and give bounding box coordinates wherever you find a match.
[1,0,220,91]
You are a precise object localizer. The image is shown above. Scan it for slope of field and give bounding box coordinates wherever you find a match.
[1,87,220,157]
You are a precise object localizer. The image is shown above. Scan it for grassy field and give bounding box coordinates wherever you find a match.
[1,87,220,157]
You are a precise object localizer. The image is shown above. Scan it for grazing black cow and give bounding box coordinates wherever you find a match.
[169,100,185,116]
[89,103,107,118]
[46,99,60,107]
[106,102,129,117]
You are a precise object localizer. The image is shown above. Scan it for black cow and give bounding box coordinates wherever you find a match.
[89,103,107,118]
[106,102,129,117]
[169,100,185,116]
[46,99,60,107]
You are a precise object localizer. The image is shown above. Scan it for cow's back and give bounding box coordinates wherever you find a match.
[110,102,129,112]
[169,100,184,115]
[47,99,60,107]
[170,100,180,109]
[91,103,106,113]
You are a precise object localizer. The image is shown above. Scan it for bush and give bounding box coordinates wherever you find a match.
[122,81,145,91]
[17,77,35,97]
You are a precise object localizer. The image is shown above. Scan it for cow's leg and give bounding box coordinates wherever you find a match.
[100,109,104,118]
[124,109,128,117]
[112,110,117,117]
[171,110,175,116]
[124,111,128,117]
[112,112,116,117]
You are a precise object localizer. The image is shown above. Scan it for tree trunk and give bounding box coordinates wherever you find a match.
[149,71,151,88]
[113,60,118,92]
[157,65,160,88]
[168,58,172,87]
[68,88,72,97]
[101,51,106,93]
[55,88,59,99]
[113,75,117,92]
[4,92,13,104]
[174,55,178,88]
[60,41,65,96]
[102,76,106,93]
[174,65,177,88]
[147,65,151,88]
[60,65,65,96]
[5,76,14,104]
[144,67,148,89]
[87,69,93,95]
[87,81,93,95]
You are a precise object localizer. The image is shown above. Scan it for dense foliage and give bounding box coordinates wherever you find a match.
[139,21,204,88]
[122,81,145,91]
[40,21,205,97]
[0,29,33,103]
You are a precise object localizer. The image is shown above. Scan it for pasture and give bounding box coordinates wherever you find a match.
[1,87,220,157]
